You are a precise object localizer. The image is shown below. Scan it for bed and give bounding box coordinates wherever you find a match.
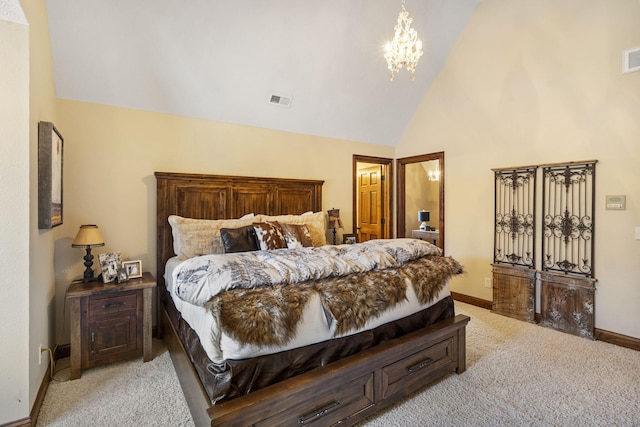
[155,172,470,426]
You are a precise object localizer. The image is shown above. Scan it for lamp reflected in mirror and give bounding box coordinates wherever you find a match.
[418,210,430,231]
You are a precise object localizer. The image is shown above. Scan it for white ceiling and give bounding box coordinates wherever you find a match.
[45,0,482,146]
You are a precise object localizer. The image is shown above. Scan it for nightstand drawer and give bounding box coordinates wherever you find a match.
[89,292,137,317]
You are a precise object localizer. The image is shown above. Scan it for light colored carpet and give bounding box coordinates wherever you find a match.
[37,302,640,426]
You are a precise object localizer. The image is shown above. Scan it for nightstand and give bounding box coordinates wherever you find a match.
[66,272,156,380]
[411,229,439,245]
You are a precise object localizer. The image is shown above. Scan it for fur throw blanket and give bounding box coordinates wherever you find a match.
[206,255,463,347]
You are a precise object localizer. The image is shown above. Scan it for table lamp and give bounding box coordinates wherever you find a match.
[418,210,430,231]
[327,208,343,245]
[72,224,105,282]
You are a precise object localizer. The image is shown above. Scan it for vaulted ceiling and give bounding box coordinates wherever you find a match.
[46,0,482,146]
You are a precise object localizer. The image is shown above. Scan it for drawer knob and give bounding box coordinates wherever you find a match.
[298,400,341,425]
[407,357,434,374]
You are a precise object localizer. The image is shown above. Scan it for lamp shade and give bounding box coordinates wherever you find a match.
[72,225,105,247]
[418,210,430,222]
[327,208,343,229]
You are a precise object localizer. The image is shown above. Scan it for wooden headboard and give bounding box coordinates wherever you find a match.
[155,172,324,290]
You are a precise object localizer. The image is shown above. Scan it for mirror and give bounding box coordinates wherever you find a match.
[397,152,445,253]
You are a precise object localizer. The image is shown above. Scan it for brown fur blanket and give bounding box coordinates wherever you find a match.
[206,255,463,347]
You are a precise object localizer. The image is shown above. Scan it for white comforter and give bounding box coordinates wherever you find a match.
[171,238,442,307]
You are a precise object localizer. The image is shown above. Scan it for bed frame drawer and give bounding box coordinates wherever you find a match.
[255,372,374,426]
[380,336,456,400]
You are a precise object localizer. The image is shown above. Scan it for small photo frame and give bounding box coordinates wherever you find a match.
[117,267,129,283]
[99,252,122,284]
[343,233,358,244]
[123,260,142,279]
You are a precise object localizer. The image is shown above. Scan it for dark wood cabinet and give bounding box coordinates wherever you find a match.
[66,272,156,379]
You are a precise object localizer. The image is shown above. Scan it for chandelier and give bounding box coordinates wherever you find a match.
[428,163,440,181]
[384,1,424,81]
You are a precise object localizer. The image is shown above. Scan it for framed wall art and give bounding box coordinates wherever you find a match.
[38,121,63,229]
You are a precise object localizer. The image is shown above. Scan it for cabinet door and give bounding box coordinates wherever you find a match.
[83,291,142,367]
[87,314,139,363]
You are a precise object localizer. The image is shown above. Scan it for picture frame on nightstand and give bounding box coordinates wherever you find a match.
[123,260,142,278]
[343,233,358,244]
[99,252,122,283]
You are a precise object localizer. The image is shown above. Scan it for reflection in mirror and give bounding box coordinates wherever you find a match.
[397,152,444,253]
[404,160,440,236]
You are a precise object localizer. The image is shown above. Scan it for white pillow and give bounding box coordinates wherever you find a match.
[168,215,258,260]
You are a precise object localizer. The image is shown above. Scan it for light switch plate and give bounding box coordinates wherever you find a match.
[605,195,626,210]
[636,227,640,240]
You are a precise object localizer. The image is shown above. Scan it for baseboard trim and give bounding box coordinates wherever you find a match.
[0,363,50,427]
[451,292,492,310]
[595,328,640,351]
[0,418,30,427]
[29,362,51,427]
[452,292,639,352]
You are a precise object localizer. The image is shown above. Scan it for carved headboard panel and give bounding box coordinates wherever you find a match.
[155,172,324,290]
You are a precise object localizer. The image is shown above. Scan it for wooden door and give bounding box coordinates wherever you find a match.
[358,165,383,242]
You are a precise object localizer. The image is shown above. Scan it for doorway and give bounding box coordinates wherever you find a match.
[352,155,393,243]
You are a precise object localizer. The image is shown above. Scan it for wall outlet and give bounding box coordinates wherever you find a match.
[484,278,492,288]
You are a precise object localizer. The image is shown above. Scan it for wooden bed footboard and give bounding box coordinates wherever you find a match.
[163,307,469,427]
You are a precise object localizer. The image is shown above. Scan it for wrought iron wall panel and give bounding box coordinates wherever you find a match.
[493,167,537,268]
[541,162,596,278]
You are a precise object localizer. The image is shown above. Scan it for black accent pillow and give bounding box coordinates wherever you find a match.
[220,225,259,253]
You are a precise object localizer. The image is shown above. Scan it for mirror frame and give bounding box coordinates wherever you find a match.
[397,151,445,254]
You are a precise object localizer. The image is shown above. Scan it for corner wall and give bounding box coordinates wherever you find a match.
[397,0,640,339]
[0,7,30,424]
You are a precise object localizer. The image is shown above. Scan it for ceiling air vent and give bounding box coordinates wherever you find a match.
[267,93,292,108]
[623,46,640,74]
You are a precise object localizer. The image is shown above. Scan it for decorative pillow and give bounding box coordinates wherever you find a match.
[168,215,258,259]
[220,225,259,253]
[252,222,287,250]
[278,222,313,249]
[260,211,327,247]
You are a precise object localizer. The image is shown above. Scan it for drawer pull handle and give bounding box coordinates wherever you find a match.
[407,357,434,374]
[102,302,126,309]
[298,401,340,425]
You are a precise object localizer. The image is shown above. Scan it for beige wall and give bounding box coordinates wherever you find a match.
[0,9,30,424]
[397,0,640,339]
[52,100,394,343]
[23,0,60,414]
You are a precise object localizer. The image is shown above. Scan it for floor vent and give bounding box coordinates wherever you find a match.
[623,47,640,74]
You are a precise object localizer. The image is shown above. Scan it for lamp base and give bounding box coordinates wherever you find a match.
[82,247,96,283]
[419,222,428,231]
